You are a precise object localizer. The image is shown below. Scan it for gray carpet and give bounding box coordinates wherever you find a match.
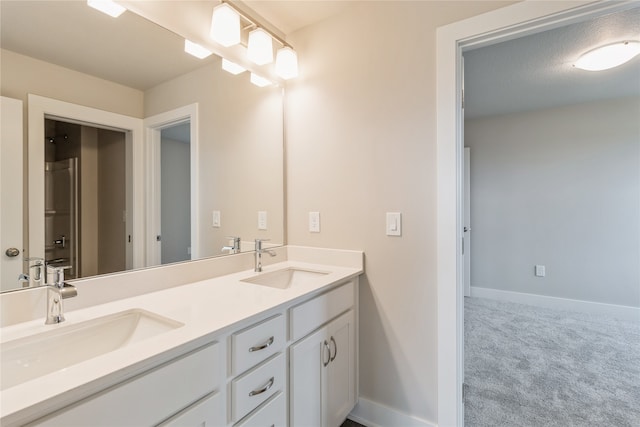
[464,297,640,427]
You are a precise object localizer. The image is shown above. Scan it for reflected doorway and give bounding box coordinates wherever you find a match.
[44,118,130,278]
[159,122,191,264]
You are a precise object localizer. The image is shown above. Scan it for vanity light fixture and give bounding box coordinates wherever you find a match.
[247,28,274,65]
[275,47,299,79]
[222,59,246,75]
[210,0,299,80]
[87,0,126,18]
[210,3,241,47]
[250,73,273,87]
[184,40,213,59]
[574,41,640,71]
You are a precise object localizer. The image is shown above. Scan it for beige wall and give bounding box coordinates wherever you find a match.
[144,60,284,258]
[0,49,143,118]
[286,1,513,423]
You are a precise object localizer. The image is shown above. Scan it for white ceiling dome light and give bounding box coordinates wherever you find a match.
[574,41,640,71]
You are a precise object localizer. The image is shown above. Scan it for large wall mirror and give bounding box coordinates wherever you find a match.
[0,1,284,292]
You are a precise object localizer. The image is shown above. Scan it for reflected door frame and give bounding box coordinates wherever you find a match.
[144,104,199,266]
[27,94,145,271]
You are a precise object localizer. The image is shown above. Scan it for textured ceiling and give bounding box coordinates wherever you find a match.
[464,6,640,119]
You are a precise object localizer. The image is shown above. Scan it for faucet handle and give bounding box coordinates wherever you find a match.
[254,238,270,251]
[46,265,71,287]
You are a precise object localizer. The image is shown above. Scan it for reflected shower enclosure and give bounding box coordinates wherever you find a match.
[44,119,129,279]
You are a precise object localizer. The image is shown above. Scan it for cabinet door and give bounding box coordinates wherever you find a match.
[326,310,356,427]
[290,326,327,427]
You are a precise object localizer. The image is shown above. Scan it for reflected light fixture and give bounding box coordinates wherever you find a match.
[184,40,213,59]
[574,41,640,71]
[210,3,241,47]
[87,0,126,18]
[275,47,299,79]
[222,59,246,75]
[250,73,273,87]
[247,28,274,65]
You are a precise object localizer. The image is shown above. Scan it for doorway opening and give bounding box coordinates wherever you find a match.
[44,119,129,278]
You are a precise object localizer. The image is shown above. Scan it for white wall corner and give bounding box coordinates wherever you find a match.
[348,398,436,427]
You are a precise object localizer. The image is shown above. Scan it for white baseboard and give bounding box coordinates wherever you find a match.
[348,397,436,427]
[470,286,640,322]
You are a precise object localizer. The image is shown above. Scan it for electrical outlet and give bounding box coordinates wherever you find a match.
[535,265,545,277]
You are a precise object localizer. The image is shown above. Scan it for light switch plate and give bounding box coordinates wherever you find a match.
[386,212,402,236]
[309,211,320,233]
[212,211,221,228]
[258,211,268,230]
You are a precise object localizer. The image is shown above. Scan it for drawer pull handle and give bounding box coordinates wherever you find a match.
[249,377,275,397]
[249,336,274,352]
[323,340,331,367]
[330,336,337,362]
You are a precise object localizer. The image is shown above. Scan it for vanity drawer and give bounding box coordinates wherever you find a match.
[290,280,354,341]
[158,390,224,427]
[231,353,285,423]
[235,391,286,427]
[30,342,221,427]
[232,314,285,375]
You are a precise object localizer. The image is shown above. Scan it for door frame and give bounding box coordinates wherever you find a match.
[27,94,144,270]
[435,1,638,425]
[144,103,199,266]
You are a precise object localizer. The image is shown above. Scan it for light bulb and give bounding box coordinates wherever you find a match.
[184,40,212,59]
[87,0,126,18]
[222,59,246,75]
[210,3,240,47]
[275,47,298,79]
[250,73,273,87]
[247,28,273,65]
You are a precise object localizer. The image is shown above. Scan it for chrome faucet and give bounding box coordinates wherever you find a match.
[254,239,276,272]
[45,265,77,325]
[222,236,241,254]
[19,257,45,288]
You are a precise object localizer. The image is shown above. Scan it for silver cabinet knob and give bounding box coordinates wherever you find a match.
[5,247,20,257]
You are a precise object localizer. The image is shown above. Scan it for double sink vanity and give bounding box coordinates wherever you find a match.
[0,246,363,427]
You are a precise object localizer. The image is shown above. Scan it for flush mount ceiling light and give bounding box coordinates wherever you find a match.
[87,0,126,18]
[250,73,273,87]
[247,28,274,65]
[222,59,246,75]
[210,3,241,47]
[184,40,213,59]
[574,41,640,71]
[275,47,299,80]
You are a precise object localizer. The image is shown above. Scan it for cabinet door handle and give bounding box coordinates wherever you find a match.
[323,340,331,367]
[330,336,337,362]
[249,336,274,352]
[249,377,275,396]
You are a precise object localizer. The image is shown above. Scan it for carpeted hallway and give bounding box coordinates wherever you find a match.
[464,297,640,427]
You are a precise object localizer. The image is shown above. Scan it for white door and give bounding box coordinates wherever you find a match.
[463,147,471,297]
[1,96,24,290]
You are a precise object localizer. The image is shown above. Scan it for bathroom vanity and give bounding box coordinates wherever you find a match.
[0,246,363,427]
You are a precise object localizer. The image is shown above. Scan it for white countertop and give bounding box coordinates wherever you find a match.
[0,252,363,425]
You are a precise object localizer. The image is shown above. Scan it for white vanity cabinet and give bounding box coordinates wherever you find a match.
[289,281,358,427]
[28,342,225,427]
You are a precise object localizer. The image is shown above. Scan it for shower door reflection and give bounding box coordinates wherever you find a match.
[44,158,78,278]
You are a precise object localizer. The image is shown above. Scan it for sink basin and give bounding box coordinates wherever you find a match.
[242,267,329,289]
[1,309,183,390]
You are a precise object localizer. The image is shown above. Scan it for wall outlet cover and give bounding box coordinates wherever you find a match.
[309,211,320,233]
[386,212,402,236]
[258,211,268,230]
[212,210,221,228]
